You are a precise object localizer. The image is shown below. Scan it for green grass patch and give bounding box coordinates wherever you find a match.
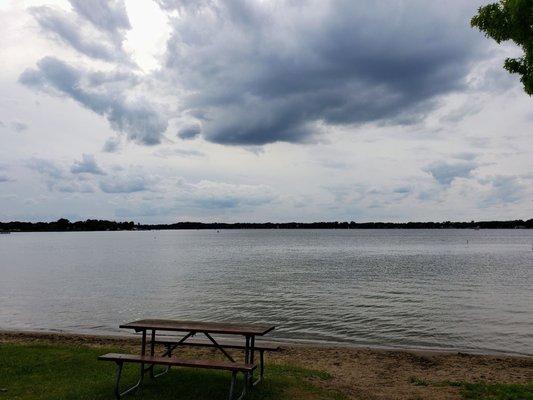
[0,343,346,400]
[459,382,533,400]
[409,377,533,400]
[408,376,429,386]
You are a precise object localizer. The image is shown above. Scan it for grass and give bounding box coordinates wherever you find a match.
[0,343,347,400]
[2,342,531,400]
[460,382,533,400]
[409,377,533,400]
[408,376,429,386]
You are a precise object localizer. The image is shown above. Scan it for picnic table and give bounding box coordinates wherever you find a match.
[99,319,277,400]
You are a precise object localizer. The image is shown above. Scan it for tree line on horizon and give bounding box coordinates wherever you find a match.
[1,218,532,232]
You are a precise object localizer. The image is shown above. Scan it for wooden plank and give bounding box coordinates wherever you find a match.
[120,319,275,336]
[98,353,256,372]
[154,337,280,351]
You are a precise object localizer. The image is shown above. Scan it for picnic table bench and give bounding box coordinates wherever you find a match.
[98,319,277,400]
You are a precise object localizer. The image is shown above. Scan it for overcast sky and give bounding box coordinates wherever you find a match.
[0,0,531,223]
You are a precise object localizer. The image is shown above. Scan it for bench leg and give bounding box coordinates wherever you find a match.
[148,344,173,379]
[160,343,174,377]
[228,371,236,400]
[228,371,247,400]
[113,361,143,399]
[252,350,265,386]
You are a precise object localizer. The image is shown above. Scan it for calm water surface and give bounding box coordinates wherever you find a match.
[0,230,531,355]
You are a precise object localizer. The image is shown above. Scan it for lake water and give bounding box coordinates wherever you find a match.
[0,230,531,355]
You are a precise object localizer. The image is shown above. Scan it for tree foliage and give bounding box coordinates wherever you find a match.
[471,0,533,95]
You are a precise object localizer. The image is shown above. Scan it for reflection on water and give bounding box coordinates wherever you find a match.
[0,229,531,355]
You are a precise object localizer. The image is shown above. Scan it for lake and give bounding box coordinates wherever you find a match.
[0,229,531,355]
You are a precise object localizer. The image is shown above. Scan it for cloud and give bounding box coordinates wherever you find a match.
[70,154,105,175]
[154,0,213,12]
[454,152,478,161]
[68,0,131,40]
[478,175,525,206]
[29,1,132,64]
[55,181,95,193]
[114,178,276,217]
[29,6,126,63]
[22,1,493,149]
[19,57,167,145]
[27,158,97,193]
[393,186,412,195]
[27,157,153,195]
[160,0,484,145]
[177,124,201,140]
[27,158,64,180]
[424,160,479,185]
[102,137,121,153]
[153,147,205,158]
[176,179,276,209]
[318,160,349,170]
[115,203,174,218]
[11,121,28,133]
[440,102,483,124]
[99,175,150,193]
[0,174,11,183]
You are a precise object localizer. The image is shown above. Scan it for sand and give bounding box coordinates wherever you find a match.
[1,330,531,400]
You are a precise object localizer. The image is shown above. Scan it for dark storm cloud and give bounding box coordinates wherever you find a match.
[23,0,491,149]
[19,57,167,145]
[177,124,201,140]
[70,154,105,175]
[162,0,486,145]
[424,160,479,186]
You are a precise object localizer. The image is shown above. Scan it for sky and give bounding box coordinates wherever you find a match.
[0,0,531,223]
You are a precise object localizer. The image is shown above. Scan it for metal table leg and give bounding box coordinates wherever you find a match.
[139,330,146,393]
[244,335,257,390]
[149,329,156,379]
[249,335,256,389]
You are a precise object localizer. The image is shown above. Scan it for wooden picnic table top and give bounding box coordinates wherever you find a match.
[120,319,275,336]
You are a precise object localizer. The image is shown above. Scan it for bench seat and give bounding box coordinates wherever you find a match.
[99,352,254,399]
[98,353,255,372]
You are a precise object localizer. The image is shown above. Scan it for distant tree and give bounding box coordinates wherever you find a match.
[471,0,533,95]
[56,218,70,229]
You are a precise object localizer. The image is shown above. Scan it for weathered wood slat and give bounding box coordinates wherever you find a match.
[120,319,275,336]
[98,353,256,372]
[153,337,280,351]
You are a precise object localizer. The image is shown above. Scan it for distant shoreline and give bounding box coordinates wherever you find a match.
[1,218,532,232]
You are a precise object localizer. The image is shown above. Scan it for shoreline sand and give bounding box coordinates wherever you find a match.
[2,330,531,399]
[1,328,531,358]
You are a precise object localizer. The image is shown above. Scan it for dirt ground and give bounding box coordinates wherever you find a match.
[1,330,531,400]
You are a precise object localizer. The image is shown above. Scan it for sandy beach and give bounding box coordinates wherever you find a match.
[2,330,531,400]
